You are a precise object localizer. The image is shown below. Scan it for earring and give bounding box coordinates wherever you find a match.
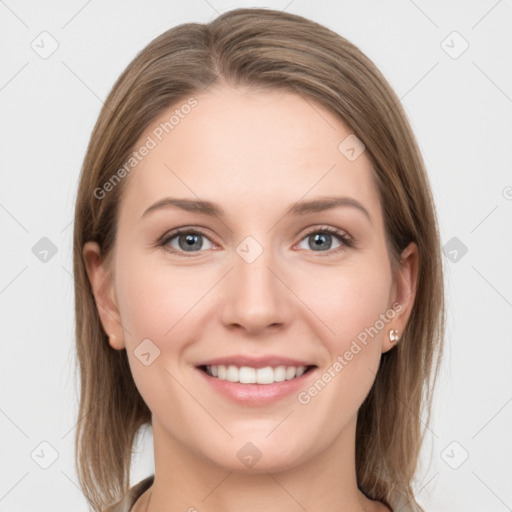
[109,333,116,342]
[389,329,400,343]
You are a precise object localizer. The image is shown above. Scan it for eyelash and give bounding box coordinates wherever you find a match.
[157,225,354,258]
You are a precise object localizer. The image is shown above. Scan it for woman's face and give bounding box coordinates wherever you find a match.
[84,86,417,473]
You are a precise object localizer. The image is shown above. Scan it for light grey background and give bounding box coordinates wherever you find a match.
[1,1,511,511]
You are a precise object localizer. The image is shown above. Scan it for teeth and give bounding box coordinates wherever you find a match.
[205,365,309,384]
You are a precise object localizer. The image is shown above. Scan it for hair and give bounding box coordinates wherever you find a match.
[73,7,445,511]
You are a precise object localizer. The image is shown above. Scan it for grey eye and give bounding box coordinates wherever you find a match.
[298,231,342,252]
[166,232,214,252]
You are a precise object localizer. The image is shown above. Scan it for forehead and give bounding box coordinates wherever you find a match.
[119,86,381,225]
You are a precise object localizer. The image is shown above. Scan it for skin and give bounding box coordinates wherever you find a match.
[83,85,418,512]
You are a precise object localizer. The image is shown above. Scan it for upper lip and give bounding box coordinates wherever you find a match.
[195,355,316,369]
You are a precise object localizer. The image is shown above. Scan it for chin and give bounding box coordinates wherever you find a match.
[200,438,310,474]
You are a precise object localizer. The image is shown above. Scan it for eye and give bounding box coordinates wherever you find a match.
[158,225,354,258]
[159,228,215,257]
[296,226,353,255]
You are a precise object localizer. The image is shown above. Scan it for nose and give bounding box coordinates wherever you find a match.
[219,244,294,335]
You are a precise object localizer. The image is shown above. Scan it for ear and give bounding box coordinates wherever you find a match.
[382,241,419,353]
[82,241,125,350]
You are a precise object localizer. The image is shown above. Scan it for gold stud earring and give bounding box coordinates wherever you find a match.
[389,329,400,343]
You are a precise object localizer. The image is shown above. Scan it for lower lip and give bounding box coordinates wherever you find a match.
[196,367,317,406]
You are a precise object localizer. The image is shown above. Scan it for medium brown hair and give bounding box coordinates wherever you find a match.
[73,7,445,511]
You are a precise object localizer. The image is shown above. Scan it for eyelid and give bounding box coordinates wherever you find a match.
[299,224,352,241]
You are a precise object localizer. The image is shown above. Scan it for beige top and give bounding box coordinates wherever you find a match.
[106,475,421,512]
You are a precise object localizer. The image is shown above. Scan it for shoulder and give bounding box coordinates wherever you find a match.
[104,475,154,512]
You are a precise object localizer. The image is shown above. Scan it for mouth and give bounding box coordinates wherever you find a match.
[194,355,319,405]
[197,364,317,385]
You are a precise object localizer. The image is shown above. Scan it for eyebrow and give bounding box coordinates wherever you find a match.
[140,196,372,224]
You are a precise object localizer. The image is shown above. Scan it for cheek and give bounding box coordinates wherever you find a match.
[115,251,213,342]
[294,257,392,409]
[113,252,208,411]
[298,258,392,347]
[293,265,391,431]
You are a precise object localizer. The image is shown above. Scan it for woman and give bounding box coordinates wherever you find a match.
[74,7,445,512]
